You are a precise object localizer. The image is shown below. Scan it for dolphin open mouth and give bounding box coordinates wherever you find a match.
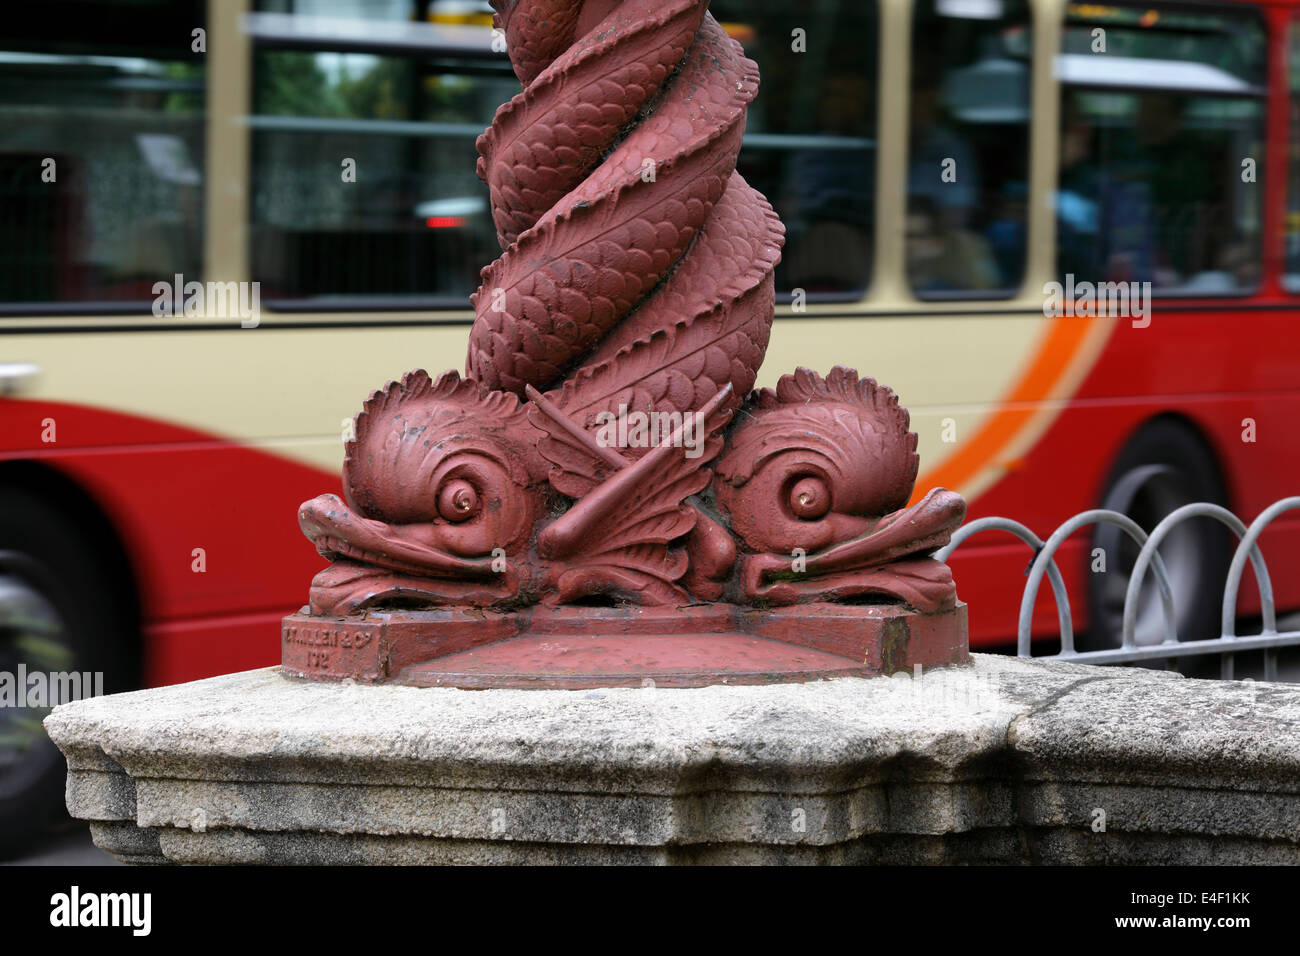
[739,488,967,611]
[310,534,444,577]
[298,494,495,579]
[801,488,966,576]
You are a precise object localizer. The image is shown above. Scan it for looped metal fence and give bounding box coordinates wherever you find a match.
[936,497,1300,680]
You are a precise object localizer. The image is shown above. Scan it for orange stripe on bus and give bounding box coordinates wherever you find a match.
[912,316,1096,503]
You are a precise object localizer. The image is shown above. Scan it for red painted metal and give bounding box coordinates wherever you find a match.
[281,0,970,685]
[281,602,968,689]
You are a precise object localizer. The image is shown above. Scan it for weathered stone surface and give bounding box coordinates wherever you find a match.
[45,654,1300,864]
[88,822,169,866]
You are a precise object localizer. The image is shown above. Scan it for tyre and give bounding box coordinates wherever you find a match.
[1084,418,1231,661]
[0,486,136,858]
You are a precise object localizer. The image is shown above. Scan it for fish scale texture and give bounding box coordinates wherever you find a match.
[467,0,784,416]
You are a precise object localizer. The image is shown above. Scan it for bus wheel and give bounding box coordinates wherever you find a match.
[0,487,133,858]
[1084,419,1230,663]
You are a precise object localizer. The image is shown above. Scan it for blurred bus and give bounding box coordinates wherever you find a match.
[3,0,1300,848]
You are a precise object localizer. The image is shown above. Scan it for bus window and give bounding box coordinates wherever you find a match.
[1056,4,1265,295]
[252,0,879,306]
[906,0,1032,299]
[249,1,518,305]
[1285,19,1300,292]
[0,1,206,309]
[712,0,878,300]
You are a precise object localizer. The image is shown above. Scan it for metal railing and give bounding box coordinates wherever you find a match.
[936,497,1300,680]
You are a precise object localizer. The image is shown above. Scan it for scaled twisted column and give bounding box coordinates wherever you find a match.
[283,1,970,686]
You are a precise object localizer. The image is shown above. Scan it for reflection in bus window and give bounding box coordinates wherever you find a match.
[1285,20,1300,292]
[258,0,426,19]
[712,0,878,298]
[250,0,519,303]
[0,1,206,306]
[907,0,1032,299]
[251,0,879,305]
[251,45,517,302]
[1057,5,1265,295]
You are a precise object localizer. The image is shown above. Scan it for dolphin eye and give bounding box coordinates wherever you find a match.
[437,479,481,522]
[788,476,831,520]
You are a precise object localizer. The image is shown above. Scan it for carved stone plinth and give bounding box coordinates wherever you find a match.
[46,656,1300,865]
[281,602,968,689]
